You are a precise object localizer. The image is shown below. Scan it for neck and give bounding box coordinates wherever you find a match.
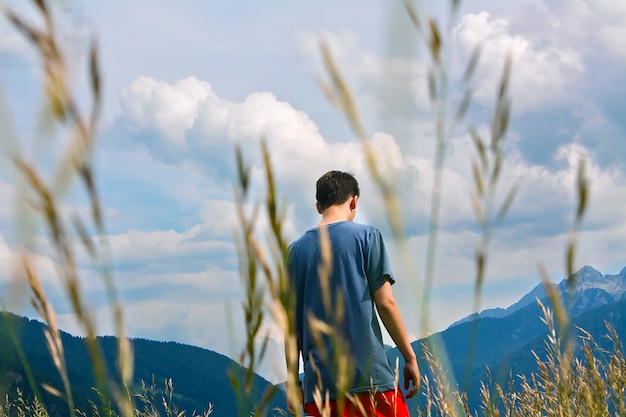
[316,204,354,227]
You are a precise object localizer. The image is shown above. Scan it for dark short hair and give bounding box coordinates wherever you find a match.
[316,171,360,211]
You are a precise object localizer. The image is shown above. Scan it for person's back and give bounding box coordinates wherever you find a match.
[289,221,397,400]
[286,171,420,417]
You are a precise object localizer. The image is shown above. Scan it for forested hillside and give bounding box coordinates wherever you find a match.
[0,312,286,417]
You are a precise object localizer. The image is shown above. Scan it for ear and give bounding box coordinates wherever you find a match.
[349,195,358,211]
[316,202,323,214]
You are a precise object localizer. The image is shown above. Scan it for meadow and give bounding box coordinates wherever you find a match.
[1,0,625,416]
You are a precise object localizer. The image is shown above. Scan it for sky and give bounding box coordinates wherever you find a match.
[1,0,626,383]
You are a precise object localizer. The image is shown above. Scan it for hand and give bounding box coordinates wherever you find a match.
[287,383,303,415]
[403,358,421,399]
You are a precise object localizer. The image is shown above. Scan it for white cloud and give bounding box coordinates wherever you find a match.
[198,200,240,240]
[504,142,626,232]
[120,76,217,145]
[109,228,224,262]
[119,76,330,171]
[455,11,585,112]
[393,139,626,329]
[117,75,389,228]
[112,69,626,295]
[0,234,112,324]
[56,293,248,364]
[294,29,430,133]
[598,25,626,61]
[560,0,626,63]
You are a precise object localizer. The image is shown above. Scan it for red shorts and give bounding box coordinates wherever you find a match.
[303,389,410,417]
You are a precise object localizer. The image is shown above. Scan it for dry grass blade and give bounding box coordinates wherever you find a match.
[41,384,63,400]
[537,263,569,332]
[3,1,135,415]
[474,248,485,294]
[318,38,407,245]
[497,55,512,106]
[402,0,422,33]
[4,9,45,48]
[420,342,466,417]
[455,44,481,123]
[231,143,296,417]
[470,190,483,223]
[461,50,516,395]
[454,88,473,122]
[427,68,437,106]
[6,4,70,123]
[79,162,103,233]
[258,163,355,416]
[450,0,462,17]
[261,139,278,228]
[575,156,589,223]
[471,159,484,197]
[491,54,512,146]
[71,214,96,258]
[428,19,442,64]
[496,183,519,221]
[566,155,589,287]
[463,46,481,85]
[319,41,361,135]
[22,255,77,416]
[469,126,488,171]
[566,243,576,287]
[89,39,101,117]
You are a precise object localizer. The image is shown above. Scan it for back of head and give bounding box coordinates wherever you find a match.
[316,171,360,211]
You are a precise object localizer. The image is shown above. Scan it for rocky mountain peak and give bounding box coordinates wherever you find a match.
[562,265,626,299]
[450,264,626,328]
[577,265,602,282]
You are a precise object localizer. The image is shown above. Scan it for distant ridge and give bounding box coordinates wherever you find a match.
[386,264,626,414]
[450,265,626,327]
[0,312,286,417]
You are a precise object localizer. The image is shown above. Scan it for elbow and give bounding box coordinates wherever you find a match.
[375,296,397,313]
[373,281,397,313]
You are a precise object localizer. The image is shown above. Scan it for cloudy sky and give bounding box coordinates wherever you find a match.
[1,0,625,383]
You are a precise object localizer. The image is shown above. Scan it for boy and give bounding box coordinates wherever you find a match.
[287,171,420,417]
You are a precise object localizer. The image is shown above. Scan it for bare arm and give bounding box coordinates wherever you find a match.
[373,280,421,398]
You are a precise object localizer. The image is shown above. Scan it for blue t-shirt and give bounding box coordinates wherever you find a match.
[288,221,397,403]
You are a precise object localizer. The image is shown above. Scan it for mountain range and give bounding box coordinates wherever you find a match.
[1,264,625,416]
[450,265,626,326]
[388,264,626,413]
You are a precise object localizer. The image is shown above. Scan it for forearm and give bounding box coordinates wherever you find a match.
[377,300,416,363]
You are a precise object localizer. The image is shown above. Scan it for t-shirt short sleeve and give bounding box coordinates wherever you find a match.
[366,227,395,293]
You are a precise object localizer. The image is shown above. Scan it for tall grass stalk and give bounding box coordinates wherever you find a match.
[398,5,520,397]
[462,54,519,391]
[229,142,281,417]
[299,0,610,415]
[316,0,498,414]
[2,1,132,415]
[232,140,362,416]
[490,303,626,417]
